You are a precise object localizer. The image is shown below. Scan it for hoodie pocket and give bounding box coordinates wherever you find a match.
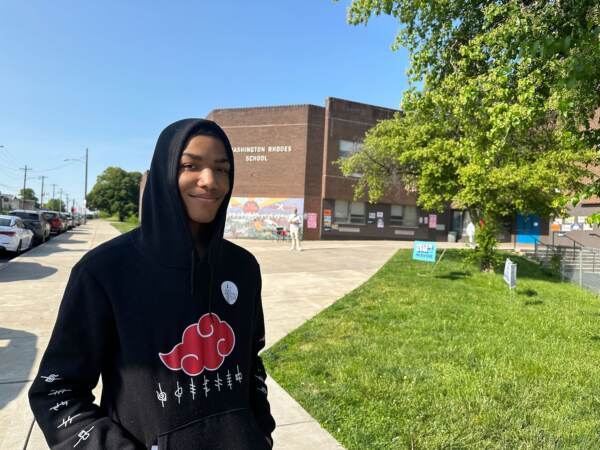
[156,408,270,450]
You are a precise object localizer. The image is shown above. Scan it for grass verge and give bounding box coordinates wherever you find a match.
[109,221,138,234]
[263,249,600,449]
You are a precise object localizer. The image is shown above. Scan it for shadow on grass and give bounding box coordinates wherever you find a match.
[519,289,538,297]
[435,271,471,280]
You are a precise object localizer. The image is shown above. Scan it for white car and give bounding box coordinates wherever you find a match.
[0,214,34,254]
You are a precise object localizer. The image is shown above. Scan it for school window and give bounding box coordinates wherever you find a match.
[338,140,364,178]
[390,204,418,227]
[339,140,363,158]
[334,200,366,224]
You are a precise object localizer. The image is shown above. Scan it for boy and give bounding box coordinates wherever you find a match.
[29,119,275,449]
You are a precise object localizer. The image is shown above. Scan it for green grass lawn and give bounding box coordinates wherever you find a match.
[109,220,138,234]
[263,250,600,449]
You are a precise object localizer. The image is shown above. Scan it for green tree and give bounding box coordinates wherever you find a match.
[87,167,141,222]
[338,0,600,270]
[20,188,39,208]
[45,198,65,212]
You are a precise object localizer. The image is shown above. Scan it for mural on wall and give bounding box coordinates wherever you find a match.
[225,197,304,239]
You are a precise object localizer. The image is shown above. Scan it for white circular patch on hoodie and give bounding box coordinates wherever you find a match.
[221,281,238,305]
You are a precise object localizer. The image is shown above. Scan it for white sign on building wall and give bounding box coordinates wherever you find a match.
[232,145,293,163]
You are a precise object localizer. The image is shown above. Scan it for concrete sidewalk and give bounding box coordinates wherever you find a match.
[0,221,526,449]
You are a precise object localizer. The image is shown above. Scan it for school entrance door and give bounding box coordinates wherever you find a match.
[516,214,541,244]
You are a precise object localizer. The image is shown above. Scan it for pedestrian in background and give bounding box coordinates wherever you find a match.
[288,208,302,251]
[466,220,476,247]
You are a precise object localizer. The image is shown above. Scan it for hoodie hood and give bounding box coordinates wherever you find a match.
[139,118,235,271]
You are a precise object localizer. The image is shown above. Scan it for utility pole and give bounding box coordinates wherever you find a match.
[38,176,47,208]
[58,189,63,212]
[66,193,70,213]
[19,165,31,209]
[84,147,89,224]
[51,184,57,201]
[64,148,89,223]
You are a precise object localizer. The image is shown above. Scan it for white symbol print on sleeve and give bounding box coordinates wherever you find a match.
[235,365,243,383]
[57,414,81,429]
[189,378,196,400]
[226,370,233,390]
[221,281,238,305]
[203,376,210,398]
[41,374,62,383]
[257,385,268,395]
[214,373,223,392]
[49,401,69,412]
[49,388,72,396]
[174,381,183,404]
[156,383,167,408]
[73,426,94,448]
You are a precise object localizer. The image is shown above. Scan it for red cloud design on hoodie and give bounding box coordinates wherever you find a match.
[159,313,235,376]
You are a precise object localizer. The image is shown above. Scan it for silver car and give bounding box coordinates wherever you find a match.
[0,215,34,253]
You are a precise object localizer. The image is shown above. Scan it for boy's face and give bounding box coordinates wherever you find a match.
[178,135,231,225]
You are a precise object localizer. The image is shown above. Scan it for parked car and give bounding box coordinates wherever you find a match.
[0,215,34,253]
[65,212,77,229]
[42,211,64,234]
[8,209,51,244]
[74,214,82,227]
[59,213,70,232]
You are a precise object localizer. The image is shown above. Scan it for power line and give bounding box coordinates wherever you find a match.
[1,145,21,162]
[0,165,22,180]
[34,161,78,173]
[0,182,20,190]
[0,145,22,171]
[0,153,22,171]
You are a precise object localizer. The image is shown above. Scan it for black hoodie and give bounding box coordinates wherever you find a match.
[29,119,276,449]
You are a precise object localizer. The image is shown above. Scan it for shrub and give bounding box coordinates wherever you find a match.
[465,220,499,272]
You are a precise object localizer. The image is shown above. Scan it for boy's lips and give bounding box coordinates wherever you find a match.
[189,193,220,202]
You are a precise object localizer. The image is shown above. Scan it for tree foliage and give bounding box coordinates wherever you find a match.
[20,188,39,207]
[45,198,65,212]
[87,167,141,221]
[339,0,600,229]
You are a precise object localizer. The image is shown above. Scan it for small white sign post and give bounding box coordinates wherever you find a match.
[503,258,517,293]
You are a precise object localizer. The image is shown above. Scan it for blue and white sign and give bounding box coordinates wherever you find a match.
[413,241,437,263]
[503,258,517,290]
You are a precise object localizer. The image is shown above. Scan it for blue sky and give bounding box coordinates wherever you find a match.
[0,1,409,210]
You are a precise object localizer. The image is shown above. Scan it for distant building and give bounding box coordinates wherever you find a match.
[0,193,21,212]
[139,99,600,245]
[139,98,472,241]
[205,97,467,241]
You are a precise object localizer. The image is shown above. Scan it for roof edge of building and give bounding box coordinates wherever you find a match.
[207,103,323,116]
[325,96,401,113]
